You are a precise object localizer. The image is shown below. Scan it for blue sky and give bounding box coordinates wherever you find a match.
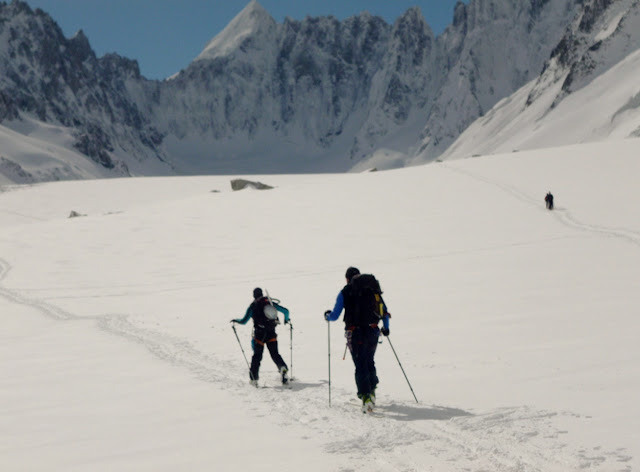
[23,0,465,80]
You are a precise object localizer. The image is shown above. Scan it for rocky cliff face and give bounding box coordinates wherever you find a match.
[1,0,637,181]
[153,5,395,172]
[548,0,639,105]
[153,0,580,171]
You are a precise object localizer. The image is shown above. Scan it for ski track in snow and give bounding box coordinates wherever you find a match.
[1,254,633,471]
[442,163,640,249]
[0,258,74,321]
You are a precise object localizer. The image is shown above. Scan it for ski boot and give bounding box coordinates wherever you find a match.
[362,394,374,414]
[280,366,289,385]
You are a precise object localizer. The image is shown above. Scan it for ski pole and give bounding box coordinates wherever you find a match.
[342,343,348,360]
[327,319,332,407]
[386,336,419,403]
[231,324,254,380]
[289,322,293,379]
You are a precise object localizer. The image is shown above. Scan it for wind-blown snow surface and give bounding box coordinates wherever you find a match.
[1,140,639,471]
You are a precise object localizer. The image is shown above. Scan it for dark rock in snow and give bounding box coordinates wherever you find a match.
[230,179,274,191]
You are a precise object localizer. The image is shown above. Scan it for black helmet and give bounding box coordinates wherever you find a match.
[345,266,360,282]
[253,287,263,299]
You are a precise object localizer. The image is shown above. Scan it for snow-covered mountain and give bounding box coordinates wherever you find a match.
[1,0,639,184]
[437,0,640,161]
[0,0,168,182]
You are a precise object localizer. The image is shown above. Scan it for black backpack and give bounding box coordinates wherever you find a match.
[253,297,279,327]
[349,274,384,326]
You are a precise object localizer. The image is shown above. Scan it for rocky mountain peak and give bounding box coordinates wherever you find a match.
[452,1,468,29]
[67,29,94,62]
[392,6,433,43]
[5,0,33,15]
[194,0,277,62]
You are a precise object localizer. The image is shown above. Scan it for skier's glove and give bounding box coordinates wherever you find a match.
[324,310,331,320]
[381,327,390,337]
[230,319,237,324]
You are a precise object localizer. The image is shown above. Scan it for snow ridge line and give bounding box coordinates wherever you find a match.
[29,267,345,299]
[442,164,640,249]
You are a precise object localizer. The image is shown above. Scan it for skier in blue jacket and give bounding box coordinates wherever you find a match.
[325,267,390,411]
[232,288,290,386]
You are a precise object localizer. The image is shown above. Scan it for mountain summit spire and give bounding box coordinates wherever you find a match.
[195,1,276,62]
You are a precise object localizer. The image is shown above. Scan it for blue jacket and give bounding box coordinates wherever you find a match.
[326,290,390,330]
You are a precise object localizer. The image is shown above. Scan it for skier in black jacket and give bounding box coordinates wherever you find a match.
[324,267,390,411]
[545,191,554,210]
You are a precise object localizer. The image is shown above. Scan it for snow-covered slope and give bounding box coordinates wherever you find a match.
[440,48,640,160]
[411,0,581,161]
[1,139,639,470]
[0,114,173,186]
[0,116,104,185]
[437,0,640,161]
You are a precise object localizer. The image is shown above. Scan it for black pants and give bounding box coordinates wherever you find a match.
[250,327,287,381]
[346,326,380,397]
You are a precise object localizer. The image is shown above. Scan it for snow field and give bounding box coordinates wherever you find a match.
[1,140,639,470]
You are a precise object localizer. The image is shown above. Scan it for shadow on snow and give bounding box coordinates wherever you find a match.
[376,402,472,421]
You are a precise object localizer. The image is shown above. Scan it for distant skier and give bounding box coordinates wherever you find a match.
[231,288,290,386]
[545,191,554,210]
[324,267,391,413]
